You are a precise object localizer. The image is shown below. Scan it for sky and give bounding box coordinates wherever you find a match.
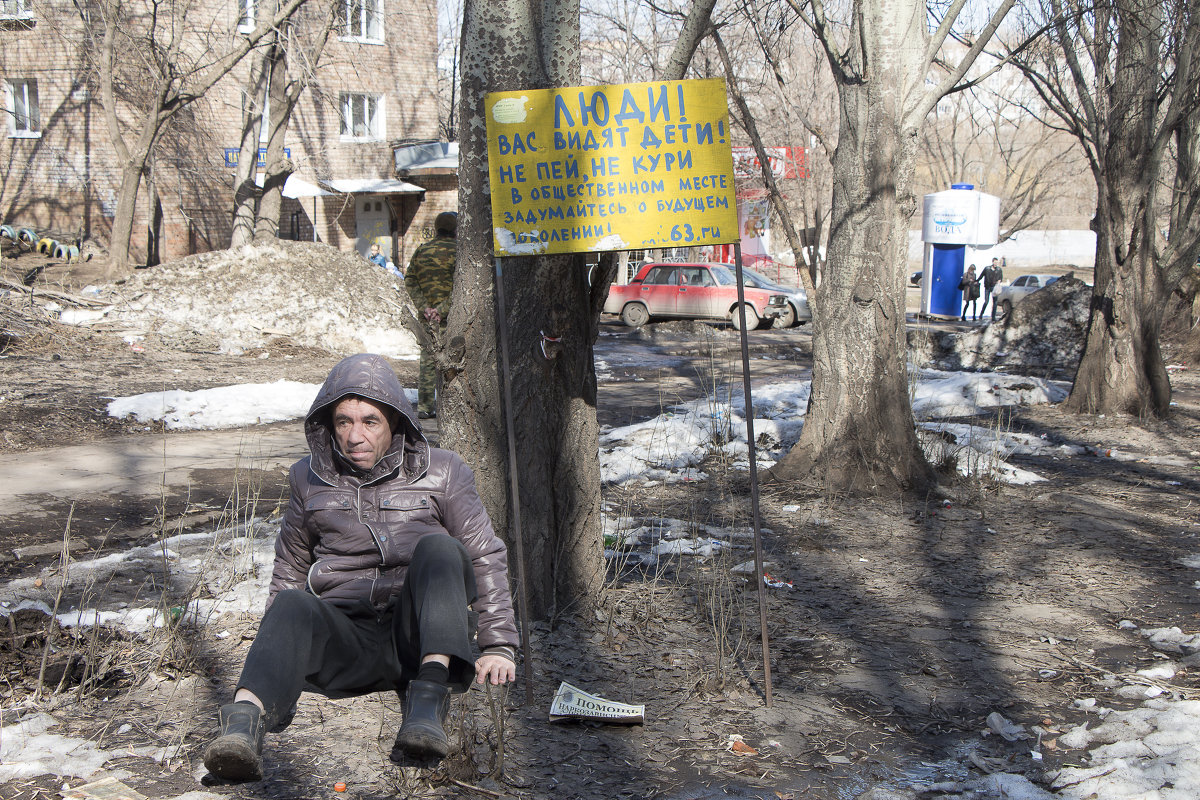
[3,367,1198,798]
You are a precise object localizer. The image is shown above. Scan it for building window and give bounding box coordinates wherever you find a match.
[338,0,382,41]
[237,0,255,32]
[6,79,39,138]
[339,93,382,140]
[0,0,34,19]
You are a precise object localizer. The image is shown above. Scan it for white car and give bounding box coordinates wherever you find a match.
[740,265,812,328]
[992,274,1059,318]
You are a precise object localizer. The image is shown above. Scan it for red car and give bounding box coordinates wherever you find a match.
[603,262,786,330]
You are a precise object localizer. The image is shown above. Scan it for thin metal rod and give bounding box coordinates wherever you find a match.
[493,256,534,706]
[732,242,773,706]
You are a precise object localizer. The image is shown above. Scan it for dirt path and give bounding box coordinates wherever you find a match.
[0,427,306,508]
[0,426,307,577]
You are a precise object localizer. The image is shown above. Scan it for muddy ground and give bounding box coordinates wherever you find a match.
[2,252,1200,800]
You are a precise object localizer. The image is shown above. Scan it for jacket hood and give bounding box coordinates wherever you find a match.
[305,353,427,483]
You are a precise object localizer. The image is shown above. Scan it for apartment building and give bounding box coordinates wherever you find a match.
[0,0,453,266]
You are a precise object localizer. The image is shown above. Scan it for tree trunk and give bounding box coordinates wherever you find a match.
[769,0,935,493]
[108,156,147,273]
[450,0,604,619]
[1066,217,1170,415]
[100,71,159,275]
[230,167,261,248]
[256,40,292,240]
[662,0,717,81]
[1063,0,1177,416]
[231,34,274,248]
[144,158,162,266]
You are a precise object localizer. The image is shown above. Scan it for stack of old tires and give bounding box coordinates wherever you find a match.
[0,225,85,262]
[0,224,37,253]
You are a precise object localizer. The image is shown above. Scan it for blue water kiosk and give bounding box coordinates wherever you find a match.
[919,184,1000,318]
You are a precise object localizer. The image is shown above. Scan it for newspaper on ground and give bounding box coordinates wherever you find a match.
[549,681,645,724]
[61,776,148,800]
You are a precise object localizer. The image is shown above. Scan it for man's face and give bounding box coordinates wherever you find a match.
[332,396,395,469]
[991,259,999,267]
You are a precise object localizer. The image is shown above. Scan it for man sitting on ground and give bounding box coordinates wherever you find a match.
[202,352,518,782]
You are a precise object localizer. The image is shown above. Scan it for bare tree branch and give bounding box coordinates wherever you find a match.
[917,0,1017,122]
[662,0,719,79]
[785,0,853,84]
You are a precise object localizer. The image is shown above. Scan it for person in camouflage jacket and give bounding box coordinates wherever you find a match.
[406,211,457,417]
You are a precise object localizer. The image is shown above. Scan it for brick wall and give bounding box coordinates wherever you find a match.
[395,174,455,269]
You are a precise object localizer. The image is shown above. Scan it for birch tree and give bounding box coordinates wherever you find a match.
[230,0,338,246]
[230,31,276,248]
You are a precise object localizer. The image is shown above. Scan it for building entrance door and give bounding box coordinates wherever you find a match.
[356,196,391,260]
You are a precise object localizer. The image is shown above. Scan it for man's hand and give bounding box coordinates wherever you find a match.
[475,653,516,686]
[423,307,442,325]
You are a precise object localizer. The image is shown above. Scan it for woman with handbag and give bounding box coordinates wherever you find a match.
[960,265,982,321]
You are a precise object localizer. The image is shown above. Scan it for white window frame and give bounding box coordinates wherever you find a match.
[0,0,34,19]
[236,0,255,32]
[339,92,383,141]
[6,79,40,139]
[337,0,383,43]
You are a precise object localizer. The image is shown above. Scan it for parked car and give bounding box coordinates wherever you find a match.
[603,262,786,329]
[909,270,923,286]
[739,265,812,328]
[991,274,1060,318]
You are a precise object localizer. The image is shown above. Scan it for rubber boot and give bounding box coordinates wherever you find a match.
[203,702,265,781]
[391,680,451,760]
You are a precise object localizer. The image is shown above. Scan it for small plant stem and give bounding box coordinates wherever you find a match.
[35,503,75,701]
[484,681,508,779]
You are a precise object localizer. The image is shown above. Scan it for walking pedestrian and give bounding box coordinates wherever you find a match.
[981,258,1003,320]
[960,264,981,321]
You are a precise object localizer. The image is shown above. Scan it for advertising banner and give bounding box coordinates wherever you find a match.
[738,196,770,257]
[485,78,740,257]
[730,146,807,179]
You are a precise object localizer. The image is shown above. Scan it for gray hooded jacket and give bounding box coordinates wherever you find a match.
[268,353,519,652]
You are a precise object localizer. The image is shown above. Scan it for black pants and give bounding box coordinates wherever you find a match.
[237,535,478,727]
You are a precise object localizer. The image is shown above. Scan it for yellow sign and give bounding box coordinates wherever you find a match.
[485,78,740,257]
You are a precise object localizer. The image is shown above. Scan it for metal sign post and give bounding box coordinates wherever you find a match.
[493,256,535,706]
[732,242,773,706]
